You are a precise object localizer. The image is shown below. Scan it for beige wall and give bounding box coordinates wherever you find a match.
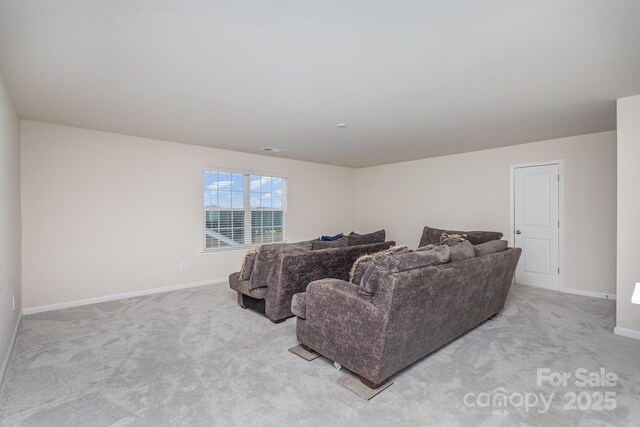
[616,95,640,336]
[355,131,617,296]
[19,121,622,311]
[0,69,21,378]
[21,121,356,309]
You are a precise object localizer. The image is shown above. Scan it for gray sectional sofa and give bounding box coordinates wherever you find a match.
[229,232,395,323]
[292,233,521,389]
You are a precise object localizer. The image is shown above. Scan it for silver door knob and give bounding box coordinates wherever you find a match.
[516,230,521,234]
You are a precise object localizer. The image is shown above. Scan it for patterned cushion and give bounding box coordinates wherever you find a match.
[438,233,467,246]
[239,248,259,281]
[360,246,450,296]
[419,226,503,247]
[349,245,408,285]
[350,259,373,285]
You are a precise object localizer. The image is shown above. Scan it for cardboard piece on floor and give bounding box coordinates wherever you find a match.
[288,344,320,361]
[336,374,392,400]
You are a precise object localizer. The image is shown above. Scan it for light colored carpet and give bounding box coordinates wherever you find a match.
[1,283,639,426]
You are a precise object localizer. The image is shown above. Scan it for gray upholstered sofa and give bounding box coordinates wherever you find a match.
[293,242,521,388]
[229,232,395,323]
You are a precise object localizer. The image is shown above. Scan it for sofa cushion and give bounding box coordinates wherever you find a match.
[311,237,348,250]
[474,239,509,256]
[239,248,258,281]
[438,233,467,246]
[347,230,386,246]
[349,245,408,285]
[419,226,503,247]
[291,292,307,319]
[229,272,268,299]
[320,233,344,241]
[449,240,476,262]
[360,245,450,296]
[229,271,241,290]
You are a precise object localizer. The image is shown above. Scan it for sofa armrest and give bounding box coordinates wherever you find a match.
[306,279,379,316]
[303,279,389,382]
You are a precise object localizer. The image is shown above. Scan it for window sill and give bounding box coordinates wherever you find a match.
[200,245,258,255]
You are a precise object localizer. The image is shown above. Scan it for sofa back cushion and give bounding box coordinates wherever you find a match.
[474,239,509,256]
[320,233,344,241]
[449,240,476,262]
[419,226,503,247]
[348,229,386,246]
[359,245,450,295]
[311,237,348,250]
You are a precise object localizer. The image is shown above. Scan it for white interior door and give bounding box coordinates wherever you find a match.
[514,164,560,290]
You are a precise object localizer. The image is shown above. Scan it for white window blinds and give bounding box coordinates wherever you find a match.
[203,170,287,250]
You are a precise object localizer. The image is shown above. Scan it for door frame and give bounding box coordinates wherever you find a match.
[510,160,564,292]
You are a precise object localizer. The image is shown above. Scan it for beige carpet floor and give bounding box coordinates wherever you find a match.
[1,283,639,426]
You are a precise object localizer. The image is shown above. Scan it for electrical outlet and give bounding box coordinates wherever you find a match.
[179,261,187,271]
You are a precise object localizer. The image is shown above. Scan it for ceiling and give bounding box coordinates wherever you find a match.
[1,1,639,168]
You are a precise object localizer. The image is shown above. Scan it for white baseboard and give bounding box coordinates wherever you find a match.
[23,278,228,315]
[614,327,640,340]
[1,310,22,386]
[516,283,616,300]
[560,287,617,301]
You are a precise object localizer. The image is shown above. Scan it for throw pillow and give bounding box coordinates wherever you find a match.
[311,237,348,250]
[418,226,504,247]
[350,258,374,285]
[438,233,467,246]
[474,240,509,256]
[239,248,259,281]
[359,245,450,296]
[414,244,437,252]
[349,245,408,284]
[320,233,344,241]
[449,240,476,262]
[347,230,386,246]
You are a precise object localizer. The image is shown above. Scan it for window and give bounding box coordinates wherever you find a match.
[203,170,287,250]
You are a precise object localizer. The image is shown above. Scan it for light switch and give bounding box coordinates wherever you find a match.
[633,283,640,305]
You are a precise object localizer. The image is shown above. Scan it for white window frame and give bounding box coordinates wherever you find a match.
[202,167,288,253]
